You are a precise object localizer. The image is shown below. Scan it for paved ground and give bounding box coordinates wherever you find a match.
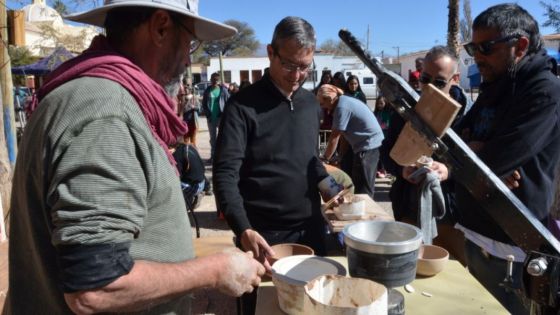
[0,120,394,314]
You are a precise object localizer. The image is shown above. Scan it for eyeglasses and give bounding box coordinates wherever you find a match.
[464,34,520,57]
[419,72,452,89]
[274,51,313,74]
[174,20,202,55]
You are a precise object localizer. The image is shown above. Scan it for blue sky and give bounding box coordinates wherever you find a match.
[198,0,557,56]
[6,0,558,56]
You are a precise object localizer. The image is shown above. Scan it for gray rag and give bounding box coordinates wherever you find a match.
[417,172,446,244]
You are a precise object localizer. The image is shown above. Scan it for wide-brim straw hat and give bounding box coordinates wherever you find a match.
[65,0,236,41]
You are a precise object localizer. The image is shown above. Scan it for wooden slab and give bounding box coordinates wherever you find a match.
[322,194,393,233]
[255,258,509,315]
[193,235,236,258]
[390,84,461,166]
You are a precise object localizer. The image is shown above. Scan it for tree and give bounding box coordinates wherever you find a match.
[319,39,355,56]
[51,0,69,15]
[447,0,461,57]
[8,46,39,86]
[319,39,337,53]
[460,0,473,43]
[202,19,260,57]
[541,0,560,32]
[38,23,89,53]
[8,45,37,67]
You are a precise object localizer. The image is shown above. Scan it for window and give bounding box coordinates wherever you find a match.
[308,70,318,83]
[223,71,232,83]
[363,77,374,85]
[251,70,263,82]
[240,70,249,82]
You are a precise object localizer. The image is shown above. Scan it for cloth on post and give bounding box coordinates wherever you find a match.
[417,172,446,244]
[30,35,187,171]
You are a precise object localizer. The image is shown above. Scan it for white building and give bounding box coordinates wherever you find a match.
[19,0,98,56]
[206,53,376,92]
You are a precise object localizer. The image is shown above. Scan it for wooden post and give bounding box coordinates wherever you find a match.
[219,51,224,83]
[1,5,17,165]
[0,3,15,235]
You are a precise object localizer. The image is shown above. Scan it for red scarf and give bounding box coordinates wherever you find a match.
[33,35,188,171]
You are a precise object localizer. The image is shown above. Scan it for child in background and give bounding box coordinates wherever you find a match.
[375,96,393,178]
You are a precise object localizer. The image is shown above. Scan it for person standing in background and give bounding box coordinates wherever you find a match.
[319,84,384,200]
[201,72,229,162]
[344,74,367,104]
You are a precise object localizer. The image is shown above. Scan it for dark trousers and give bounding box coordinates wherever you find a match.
[352,148,380,200]
[464,239,529,314]
[238,218,326,315]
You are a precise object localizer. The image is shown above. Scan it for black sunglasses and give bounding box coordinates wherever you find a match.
[464,34,520,57]
[419,73,451,89]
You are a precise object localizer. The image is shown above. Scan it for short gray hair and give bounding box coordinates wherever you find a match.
[271,16,316,52]
[425,45,459,74]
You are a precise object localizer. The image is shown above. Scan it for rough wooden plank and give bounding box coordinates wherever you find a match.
[390,84,461,166]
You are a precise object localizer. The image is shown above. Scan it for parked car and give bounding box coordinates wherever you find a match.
[193,81,211,99]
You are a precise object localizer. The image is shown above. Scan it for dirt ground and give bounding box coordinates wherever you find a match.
[0,121,394,314]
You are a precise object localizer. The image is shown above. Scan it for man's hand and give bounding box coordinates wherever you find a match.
[214,249,266,296]
[430,161,449,181]
[502,170,521,189]
[403,161,449,184]
[240,229,276,272]
[402,165,421,184]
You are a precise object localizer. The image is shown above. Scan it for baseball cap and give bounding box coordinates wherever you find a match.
[65,0,237,41]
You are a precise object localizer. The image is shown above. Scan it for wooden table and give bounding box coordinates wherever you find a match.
[193,235,235,257]
[322,194,394,233]
[255,256,508,314]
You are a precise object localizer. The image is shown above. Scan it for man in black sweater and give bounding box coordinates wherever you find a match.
[213,16,340,314]
[431,4,560,313]
[214,16,338,259]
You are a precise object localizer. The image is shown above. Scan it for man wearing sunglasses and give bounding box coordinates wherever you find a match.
[393,46,470,264]
[5,1,267,314]
[427,4,560,313]
[419,45,470,123]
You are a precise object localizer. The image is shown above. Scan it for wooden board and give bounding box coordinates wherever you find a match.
[193,235,235,258]
[322,194,393,233]
[390,84,461,166]
[255,258,508,315]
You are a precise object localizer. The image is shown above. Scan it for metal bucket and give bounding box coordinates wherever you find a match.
[344,221,422,288]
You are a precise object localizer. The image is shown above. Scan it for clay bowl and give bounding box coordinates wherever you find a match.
[305,274,387,314]
[267,243,314,266]
[416,244,449,277]
[271,255,347,314]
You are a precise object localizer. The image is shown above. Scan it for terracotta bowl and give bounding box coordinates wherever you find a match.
[268,243,314,266]
[416,244,449,276]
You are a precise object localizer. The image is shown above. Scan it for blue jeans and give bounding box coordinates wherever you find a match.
[206,118,220,160]
[352,148,379,200]
[464,239,529,314]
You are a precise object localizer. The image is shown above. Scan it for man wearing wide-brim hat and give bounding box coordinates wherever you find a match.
[4,1,265,314]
